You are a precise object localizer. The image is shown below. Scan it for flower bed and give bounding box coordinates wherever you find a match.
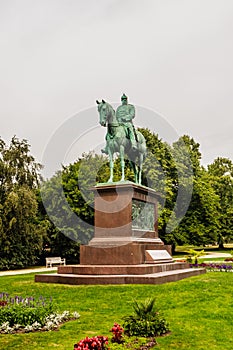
[73,299,170,349]
[74,335,109,350]
[190,263,233,272]
[0,292,79,334]
[73,324,158,350]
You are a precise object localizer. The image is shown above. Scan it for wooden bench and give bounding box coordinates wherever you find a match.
[46,257,66,268]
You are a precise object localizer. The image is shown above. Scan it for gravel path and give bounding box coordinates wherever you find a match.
[0,267,57,276]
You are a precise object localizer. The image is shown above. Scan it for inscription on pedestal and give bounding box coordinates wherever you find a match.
[145,249,173,263]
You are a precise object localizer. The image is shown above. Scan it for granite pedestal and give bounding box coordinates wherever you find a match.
[35,182,205,285]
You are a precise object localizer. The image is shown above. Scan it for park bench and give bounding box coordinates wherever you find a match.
[46,257,66,268]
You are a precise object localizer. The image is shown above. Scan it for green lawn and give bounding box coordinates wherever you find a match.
[0,272,232,349]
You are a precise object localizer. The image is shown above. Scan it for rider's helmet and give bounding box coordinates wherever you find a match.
[121,93,128,101]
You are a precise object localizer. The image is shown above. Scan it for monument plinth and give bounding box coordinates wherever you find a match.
[80,182,172,265]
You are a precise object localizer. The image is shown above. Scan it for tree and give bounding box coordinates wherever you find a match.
[39,152,111,262]
[0,136,45,269]
[207,157,233,247]
[140,132,220,248]
[170,137,220,247]
[139,130,197,248]
[172,171,220,246]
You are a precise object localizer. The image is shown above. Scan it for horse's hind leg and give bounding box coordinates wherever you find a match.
[138,153,144,185]
[130,160,138,183]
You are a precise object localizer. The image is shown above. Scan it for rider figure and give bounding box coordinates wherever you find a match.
[101,94,137,154]
[116,94,137,150]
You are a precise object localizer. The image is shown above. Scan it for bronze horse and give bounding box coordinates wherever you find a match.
[97,100,146,184]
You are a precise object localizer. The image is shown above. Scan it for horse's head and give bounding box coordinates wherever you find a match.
[96,99,107,126]
[96,100,115,127]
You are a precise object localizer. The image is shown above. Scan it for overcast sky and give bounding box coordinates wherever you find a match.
[1,0,233,177]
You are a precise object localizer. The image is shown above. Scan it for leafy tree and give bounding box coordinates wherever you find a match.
[140,132,220,248]
[139,128,177,243]
[139,130,199,248]
[170,137,220,247]
[207,157,233,247]
[39,153,111,262]
[0,136,45,269]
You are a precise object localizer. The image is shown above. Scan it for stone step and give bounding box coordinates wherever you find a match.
[57,262,189,275]
[35,267,205,285]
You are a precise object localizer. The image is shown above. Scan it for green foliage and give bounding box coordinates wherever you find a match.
[187,249,205,264]
[0,137,45,270]
[0,291,80,334]
[207,157,233,246]
[110,336,153,350]
[123,298,169,337]
[39,153,110,261]
[0,293,54,328]
[37,177,81,264]
[138,130,220,248]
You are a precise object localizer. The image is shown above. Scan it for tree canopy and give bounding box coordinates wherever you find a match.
[0,136,45,269]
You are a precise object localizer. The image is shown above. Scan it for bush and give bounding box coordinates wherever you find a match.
[73,336,108,350]
[123,298,169,337]
[0,292,79,333]
[110,322,124,344]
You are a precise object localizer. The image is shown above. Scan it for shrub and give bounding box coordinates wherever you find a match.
[123,298,169,337]
[74,335,108,350]
[0,293,54,327]
[0,292,79,333]
[187,249,205,264]
[110,322,124,343]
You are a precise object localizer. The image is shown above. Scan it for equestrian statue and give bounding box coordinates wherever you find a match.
[96,94,147,184]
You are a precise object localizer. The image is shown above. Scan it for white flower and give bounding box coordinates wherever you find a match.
[14,324,21,330]
[24,325,33,332]
[0,321,14,334]
[32,321,41,330]
[0,309,81,333]
[44,321,55,330]
[73,311,80,319]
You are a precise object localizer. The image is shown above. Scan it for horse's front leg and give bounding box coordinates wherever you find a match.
[108,149,114,182]
[119,145,125,181]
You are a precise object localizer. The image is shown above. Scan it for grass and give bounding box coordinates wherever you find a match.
[174,244,233,254]
[0,272,233,349]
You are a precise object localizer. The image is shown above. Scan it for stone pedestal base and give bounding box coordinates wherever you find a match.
[80,182,173,265]
[35,262,206,285]
[80,242,172,265]
[35,182,206,285]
